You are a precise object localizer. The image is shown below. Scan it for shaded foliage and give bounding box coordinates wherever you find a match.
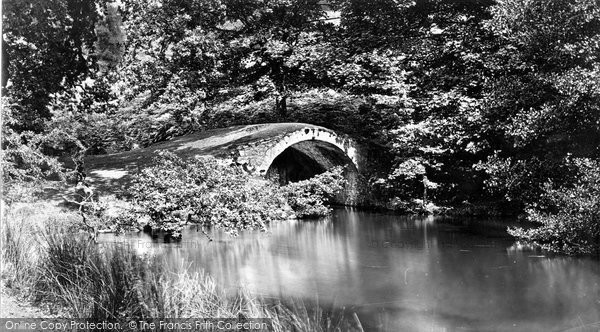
[2,0,100,130]
[1,98,64,203]
[281,166,346,218]
[508,158,600,255]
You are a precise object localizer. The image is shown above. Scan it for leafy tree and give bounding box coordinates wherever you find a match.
[113,0,414,142]
[476,0,600,207]
[216,0,332,117]
[365,0,497,208]
[2,0,100,131]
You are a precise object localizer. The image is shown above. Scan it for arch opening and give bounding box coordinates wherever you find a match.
[265,140,359,205]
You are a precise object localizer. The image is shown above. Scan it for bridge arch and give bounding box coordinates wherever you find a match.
[254,126,359,177]
[247,126,360,205]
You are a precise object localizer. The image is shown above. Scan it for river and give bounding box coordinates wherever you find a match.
[99,209,600,331]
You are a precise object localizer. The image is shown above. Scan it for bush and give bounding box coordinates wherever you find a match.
[128,152,290,238]
[508,158,600,255]
[1,98,65,204]
[128,153,348,236]
[280,167,346,218]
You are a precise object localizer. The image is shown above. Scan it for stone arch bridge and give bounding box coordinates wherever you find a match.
[86,123,369,205]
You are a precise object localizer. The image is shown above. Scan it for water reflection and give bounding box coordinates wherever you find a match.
[99,209,600,332]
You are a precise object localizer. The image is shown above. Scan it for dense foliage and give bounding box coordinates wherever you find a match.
[509,158,600,255]
[128,152,345,237]
[1,99,64,203]
[2,0,599,254]
[129,152,289,237]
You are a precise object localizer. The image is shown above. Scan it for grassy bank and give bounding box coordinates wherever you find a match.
[0,202,364,331]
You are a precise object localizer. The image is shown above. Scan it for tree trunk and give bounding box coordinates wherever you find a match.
[2,38,9,91]
[271,59,288,119]
[422,176,428,208]
[276,93,288,118]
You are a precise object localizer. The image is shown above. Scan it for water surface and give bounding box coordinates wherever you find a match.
[100,209,600,331]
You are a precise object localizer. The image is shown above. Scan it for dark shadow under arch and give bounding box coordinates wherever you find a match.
[265,140,359,205]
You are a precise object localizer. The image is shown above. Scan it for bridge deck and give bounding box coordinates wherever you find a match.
[84,123,337,194]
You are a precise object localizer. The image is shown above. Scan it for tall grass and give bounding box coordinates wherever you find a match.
[1,204,363,331]
[1,203,78,289]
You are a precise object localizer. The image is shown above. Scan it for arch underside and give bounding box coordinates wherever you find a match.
[265,140,359,205]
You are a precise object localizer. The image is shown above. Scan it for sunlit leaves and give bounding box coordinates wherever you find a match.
[488,0,600,70]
